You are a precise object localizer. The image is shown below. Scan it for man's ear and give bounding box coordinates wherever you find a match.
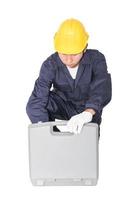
[83,44,88,53]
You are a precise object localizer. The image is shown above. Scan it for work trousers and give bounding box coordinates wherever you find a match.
[27,91,100,137]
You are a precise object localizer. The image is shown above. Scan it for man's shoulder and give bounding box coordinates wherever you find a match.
[43,52,58,62]
[41,52,59,68]
[86,49,105,57]
[83,49,105,63]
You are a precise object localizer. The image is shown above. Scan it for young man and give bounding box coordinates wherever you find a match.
[26,18,112,135]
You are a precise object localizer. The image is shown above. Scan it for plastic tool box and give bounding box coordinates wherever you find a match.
[28,121,99,186]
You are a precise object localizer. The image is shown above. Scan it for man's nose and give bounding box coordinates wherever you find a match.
[66,55,73,63]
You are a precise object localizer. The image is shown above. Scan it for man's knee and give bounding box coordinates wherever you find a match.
[26,102,49,123]
[26,103,33,121]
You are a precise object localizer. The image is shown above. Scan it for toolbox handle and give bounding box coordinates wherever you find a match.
[50,120,74,136]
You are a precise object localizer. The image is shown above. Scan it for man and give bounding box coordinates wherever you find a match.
[26,18,112,135]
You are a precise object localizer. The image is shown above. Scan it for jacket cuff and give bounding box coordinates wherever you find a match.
[85,103,102,114]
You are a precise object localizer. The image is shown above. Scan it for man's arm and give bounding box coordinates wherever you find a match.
[85,51,112,115]
[26,60,55,123]
[84,108,96,115]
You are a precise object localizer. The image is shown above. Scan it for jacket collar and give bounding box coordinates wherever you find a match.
[56,51,91,89]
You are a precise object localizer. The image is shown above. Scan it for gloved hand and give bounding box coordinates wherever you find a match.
[67,111,93,134]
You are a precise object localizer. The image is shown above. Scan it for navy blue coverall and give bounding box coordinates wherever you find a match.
[26,49,112,126]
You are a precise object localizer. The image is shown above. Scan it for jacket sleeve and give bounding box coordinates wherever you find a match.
[26,60,55,123]
[85,51,112,114]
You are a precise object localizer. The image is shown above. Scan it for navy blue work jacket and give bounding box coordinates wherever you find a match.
[26,49,112,123]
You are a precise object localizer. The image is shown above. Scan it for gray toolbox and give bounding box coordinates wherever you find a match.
[28,121,99,186]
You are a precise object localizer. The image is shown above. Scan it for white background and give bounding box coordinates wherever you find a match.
[0,0,133,199]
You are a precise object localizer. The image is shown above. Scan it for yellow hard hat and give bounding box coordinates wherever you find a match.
[54,18,89,54]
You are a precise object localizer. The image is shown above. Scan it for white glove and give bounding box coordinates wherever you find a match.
[38,121,42,123]
[67,111,93,134]
[55,119,69,132]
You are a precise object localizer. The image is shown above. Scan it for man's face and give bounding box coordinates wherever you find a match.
[58,52,83,68]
